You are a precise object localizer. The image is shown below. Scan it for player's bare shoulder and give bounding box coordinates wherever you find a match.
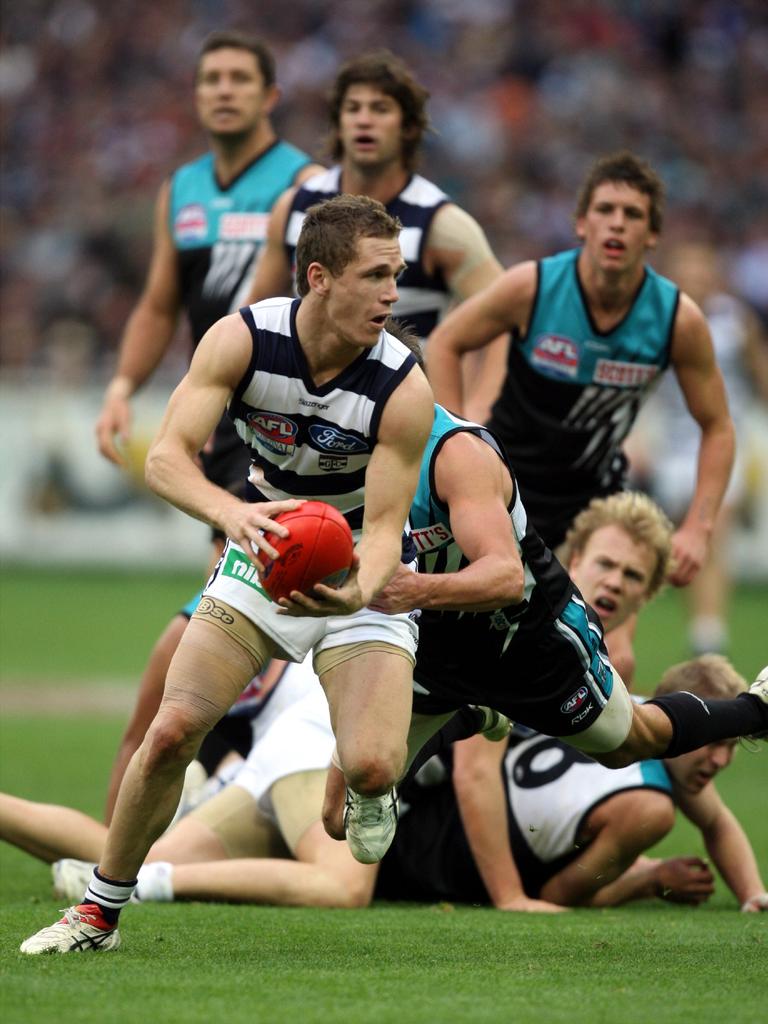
[191,310,254,387]
[670,290,717,367]
[377,334,433,446]
[294,162,326,186]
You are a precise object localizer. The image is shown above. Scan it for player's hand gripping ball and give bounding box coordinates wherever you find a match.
[260,501,354,602]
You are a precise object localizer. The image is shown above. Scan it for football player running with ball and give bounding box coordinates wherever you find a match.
[20,194,436,954]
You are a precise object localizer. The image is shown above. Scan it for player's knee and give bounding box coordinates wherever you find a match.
[592,706,664,769]
[344,752,401,796]
[140,712,201,775]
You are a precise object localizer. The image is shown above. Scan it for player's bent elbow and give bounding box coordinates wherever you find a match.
[494,560,525,606]
[144,445,177,499]
[144,448,164,494]
[339,877,375,910]
[308,870,374,909]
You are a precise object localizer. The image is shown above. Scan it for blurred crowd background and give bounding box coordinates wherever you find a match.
[2,0,767,381]
[1,0,767,584]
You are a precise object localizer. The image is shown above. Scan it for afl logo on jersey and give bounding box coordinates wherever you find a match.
[309,425,369,454]
[531,334,579,380]
[561,686,589,715]
[248,412,298,455]
[174,204,208,242]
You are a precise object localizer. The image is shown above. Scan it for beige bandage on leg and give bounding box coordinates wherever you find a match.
[313,641,415,677]
[189,784,290,860]
[159,601,276,735]
[271,770,329,855]
[191,597,278,671]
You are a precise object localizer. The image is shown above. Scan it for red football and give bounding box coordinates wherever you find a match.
[260,501,355,602]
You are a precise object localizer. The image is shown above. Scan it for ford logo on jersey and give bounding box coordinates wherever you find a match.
[309,425,369,453]
[561,686,589,714]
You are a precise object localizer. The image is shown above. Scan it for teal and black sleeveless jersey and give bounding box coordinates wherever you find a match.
[488,247,679,544]
[409,406,619,738]
[411,405,572,686]
[169,141,311,345]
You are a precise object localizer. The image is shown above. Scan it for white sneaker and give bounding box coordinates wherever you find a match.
[20,905,120,954]
[344,787,398,864]
[52,859,96,903]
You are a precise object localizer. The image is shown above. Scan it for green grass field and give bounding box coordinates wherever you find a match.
[1,569,766,1023]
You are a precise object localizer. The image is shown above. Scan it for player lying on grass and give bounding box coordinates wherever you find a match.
[381,656,768,912]
[2,656,766,913]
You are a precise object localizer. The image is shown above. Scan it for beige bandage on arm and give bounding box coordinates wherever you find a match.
[427,204,499,293]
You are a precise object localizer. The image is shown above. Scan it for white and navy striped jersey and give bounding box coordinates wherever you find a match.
[228,297,417,538]
[378,733,672,903]
[284,167,451,339]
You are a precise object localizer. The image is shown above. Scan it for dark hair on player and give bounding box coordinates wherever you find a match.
[383,317,424,367]
[575,151,665,234]
[295,195,402,297]
[654,654,746,701]
[327,51,431,172]
[196,30,276,88]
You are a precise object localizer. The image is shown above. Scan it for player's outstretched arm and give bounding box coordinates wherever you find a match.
[540,789,676,907]
[96,181,181,465]
[426,261,536,415]
[145,314,301,560]
[355,367,434,603]
[452,736,566,914]
[371,430,524,614]
[668,294,736,586]
[426,204,508,423]
[676,778,768,910]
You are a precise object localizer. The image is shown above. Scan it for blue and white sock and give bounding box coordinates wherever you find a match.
[83,867,137,923]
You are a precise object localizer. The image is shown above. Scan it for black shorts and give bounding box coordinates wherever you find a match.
[375,775,488,906]
[412,593,615,739]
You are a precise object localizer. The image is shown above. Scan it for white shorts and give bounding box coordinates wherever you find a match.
[247,654,319,744]
[204,539,419,663]
[231,657,334,822]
